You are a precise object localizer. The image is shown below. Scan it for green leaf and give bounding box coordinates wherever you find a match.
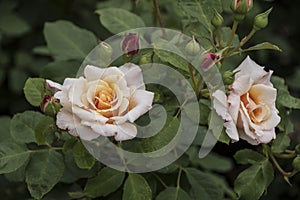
[196,152,233,172]
[184,168,223,200]
[44,20,98,61]
[10,111,47,143]
[216,27,240,48]
[271,133,291,153]
[234,149,266,165]
[34,116,57,145]
[26,150,65,199]
[140,117,179,152]
[272,76,300,109]
[40,60,80,83]
[0,116,12,141]
[234,160,274,200]
[96,8,145,34]
[153,40,189,72]
[0,13,30,36]
[84,167,125,198]
[0,142,30,174]
[179,0,222,33]
[156,187,191,200]
[123,174,152,200]
[4,158,28,182]
[242,42,282,52]
[72,140,95,170]
[23,78,45,107]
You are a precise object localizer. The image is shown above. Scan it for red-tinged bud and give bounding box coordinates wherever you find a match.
[41,94,61,116]
[121,33,140,56]
[201,53,220,70]
[231,0,253,21]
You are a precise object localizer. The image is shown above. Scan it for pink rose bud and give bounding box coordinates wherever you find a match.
[231,0,253,21]
[41,94,61,116]
[201,53,220,70]
[121,33,140,56]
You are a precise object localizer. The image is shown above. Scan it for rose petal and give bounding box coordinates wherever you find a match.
[231,75,253,95]
[224,120,239,141]
[257,128,276,144]
[249,84,277,105]
[82,121,117,137]
[234,56,268,82]
[119,63,145,90]
[46,79,62,91]
[238,129,259,145]
[260,109,281,130]
[69,77,88,107]
[56,108,79,136]
[255,70,273,87]
[126,90,154,122]
[84,65,123,81]
[115,123,137,141]
[212,90,229,121]
[73,124,100,141]
[73,107,109,123]
[227,93,240,124]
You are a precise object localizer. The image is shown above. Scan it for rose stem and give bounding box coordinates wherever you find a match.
[228,28,257,55]
[152,0,166,36]
[226,20,239,48]
[152,172,168,188]
[188,64,197,90]
[217,27,223,49]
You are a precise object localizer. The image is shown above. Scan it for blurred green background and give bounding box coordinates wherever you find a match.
[1,0,300,199]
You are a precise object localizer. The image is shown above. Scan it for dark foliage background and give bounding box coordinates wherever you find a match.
[1,0,300,199]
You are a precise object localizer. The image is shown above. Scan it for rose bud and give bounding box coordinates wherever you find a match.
[201,53,220,70]
[41,94,61,116]
[185,36,201,56]
[98,41,113,64]
[121,33,140,56]
[231,0,253,21]
[253,8,273,31]
[211,10,224,28]
[222,71,235,85]
[293,156,300,171]
[295,144,300,154]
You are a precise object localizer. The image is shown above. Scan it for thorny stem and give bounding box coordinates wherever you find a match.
[152,0,166,36]
[228,28,257,55]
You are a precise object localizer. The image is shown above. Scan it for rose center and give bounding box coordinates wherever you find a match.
[94,85,116,110]
[241,93,271,124]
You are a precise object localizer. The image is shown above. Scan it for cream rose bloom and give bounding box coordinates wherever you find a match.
[47,63,154,141]
[213,56,281,145]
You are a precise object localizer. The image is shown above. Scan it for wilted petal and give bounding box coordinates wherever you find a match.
[234,56,268,82]
[115,123,137,141]
[212,90,229,120]
[56,108,79,135]
[119,63,145,90]
[127,90,154,122]
[224,120,239,141]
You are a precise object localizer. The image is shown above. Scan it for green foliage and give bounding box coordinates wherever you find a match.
[156,187,191,200]
[72,140,96,170]
[96,8,145,34]
[0,142,30,174]
[184,168,223,199]
[84,167,125,198]
[234,149,274,200]
[25,150,64,199]
[44,20,98,61]
[271,133,291,153]
[23,78,45,107]
[123,174,152,200]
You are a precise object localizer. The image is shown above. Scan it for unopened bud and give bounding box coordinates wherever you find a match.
[293,156,300,171]
[98,42,113,63]
[211,10,224,28]
[231,0,253,21]
[139,51,153,65]
[201,53,220,70]
[253,8,272,31]
[222,71,235,85]
[185,36,201,56]
[121,33,140,56]
[41,94,61,116]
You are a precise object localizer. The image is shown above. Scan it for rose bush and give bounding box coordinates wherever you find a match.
[213,56,281,145]
[47,63,154,141]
